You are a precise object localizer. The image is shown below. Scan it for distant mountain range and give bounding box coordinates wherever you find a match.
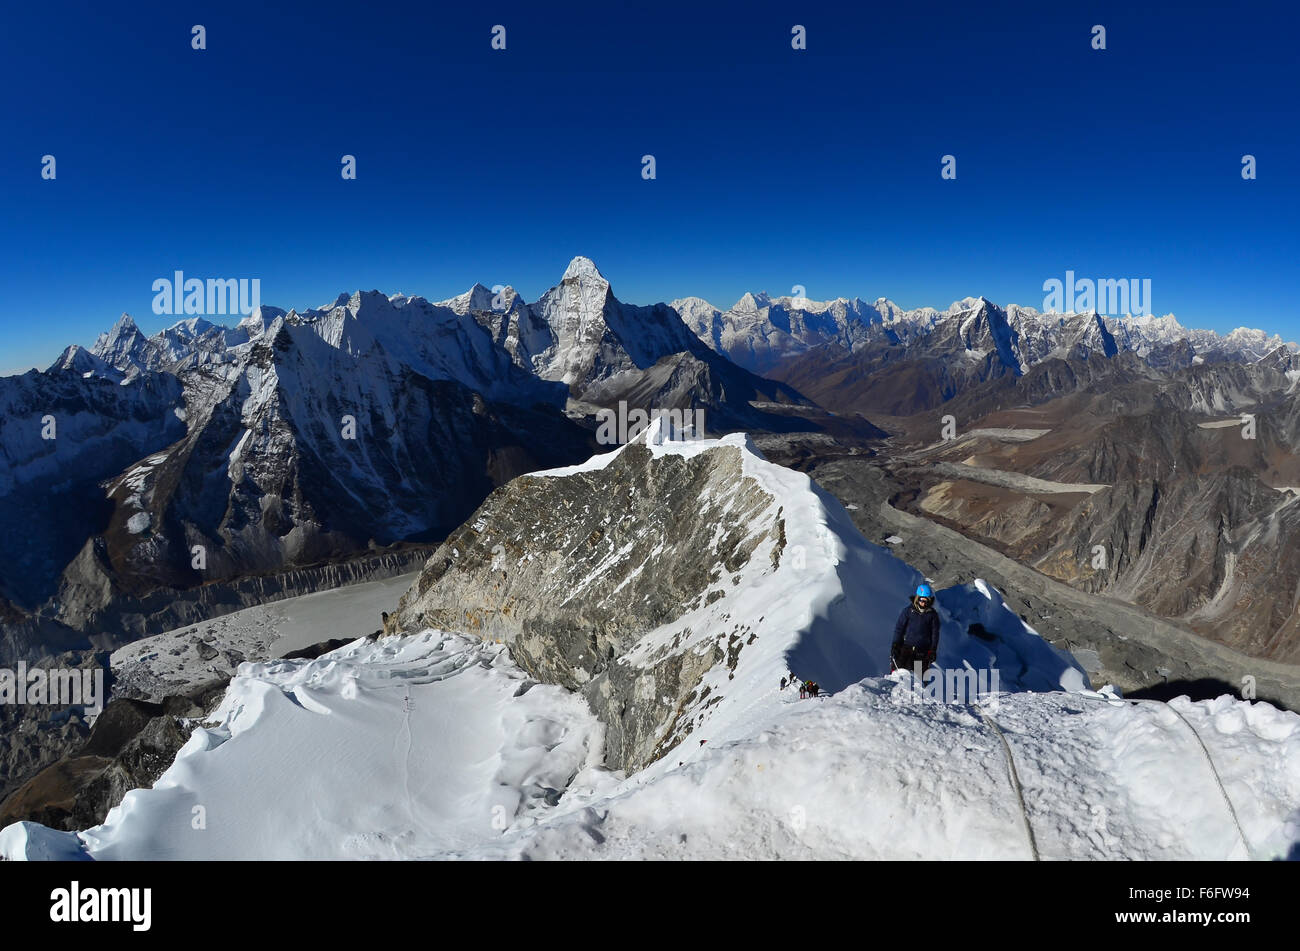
[672,291,1298,418]
[4,256,1300,666]
[0,258,816,661]
[672,290,1296,376]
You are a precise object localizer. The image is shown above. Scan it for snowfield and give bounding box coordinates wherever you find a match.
[3,633,605,860]
[2,631,1295,861]
[2,427,1297,861]
[505,680,1300,861]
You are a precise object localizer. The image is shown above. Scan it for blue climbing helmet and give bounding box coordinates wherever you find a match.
[915,583,934,599]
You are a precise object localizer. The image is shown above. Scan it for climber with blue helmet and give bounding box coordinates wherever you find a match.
[890,583,940,675]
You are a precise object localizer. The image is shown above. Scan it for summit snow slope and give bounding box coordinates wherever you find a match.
[3,636,1296,860]
[2,633,605,860]
[2,430,1297,861]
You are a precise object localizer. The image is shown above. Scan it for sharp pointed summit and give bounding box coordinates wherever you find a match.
[562,255,607,283]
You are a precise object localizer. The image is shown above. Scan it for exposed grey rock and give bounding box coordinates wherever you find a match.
[395,441,783,772]
[0,651,108,803]
[2,257,857,669]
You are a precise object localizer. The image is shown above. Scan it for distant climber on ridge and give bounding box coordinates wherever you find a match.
[891,584,940,676]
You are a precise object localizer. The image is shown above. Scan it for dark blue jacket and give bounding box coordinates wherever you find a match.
[892,599,940,653]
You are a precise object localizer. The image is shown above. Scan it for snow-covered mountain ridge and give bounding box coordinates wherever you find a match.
[73,259,1293,388]
[7,257,790,656]
[393,417,1087,773]
[2,425,1296,861]
[672,290,1298,377]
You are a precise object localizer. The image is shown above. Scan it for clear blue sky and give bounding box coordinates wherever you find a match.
[2,0,1296,372]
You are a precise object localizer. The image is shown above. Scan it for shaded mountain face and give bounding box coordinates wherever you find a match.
[0,365,186,611]
[0,276,581,659]
[51,331,596,637]
[2,258,863,663]
[2,324,593,656]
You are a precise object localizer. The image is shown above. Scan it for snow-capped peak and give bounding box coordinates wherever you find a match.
[562,255,607,283]
[948,296,990,314]
[96,313,144,346]
[316,292,351,311]
[90,312,157,372]
[732,291,771,311]
[668,295,719,314]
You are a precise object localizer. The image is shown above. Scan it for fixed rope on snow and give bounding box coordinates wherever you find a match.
[976,708,1041,861]
[1059,691,1253,860]
[1161,701,1253,859]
